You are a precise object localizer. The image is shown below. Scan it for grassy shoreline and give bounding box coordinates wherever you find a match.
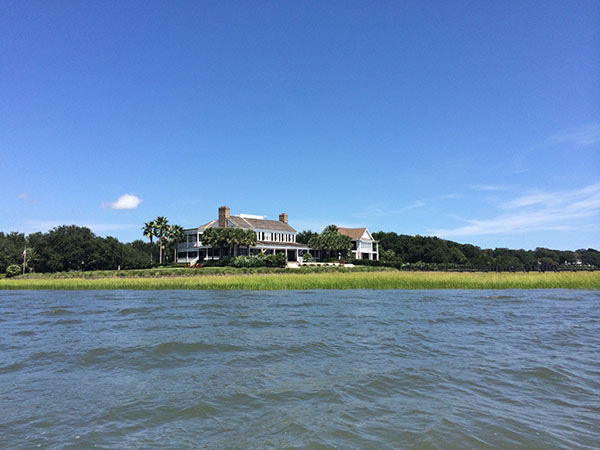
[1,271,598,290]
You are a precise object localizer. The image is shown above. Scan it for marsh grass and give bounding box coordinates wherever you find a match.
[13,265,390,279]
[1,271,598,290]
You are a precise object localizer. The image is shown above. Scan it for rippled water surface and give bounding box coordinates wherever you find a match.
[1,290,599,449]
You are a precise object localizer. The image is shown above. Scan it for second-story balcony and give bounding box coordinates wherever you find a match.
[178,242,200,250]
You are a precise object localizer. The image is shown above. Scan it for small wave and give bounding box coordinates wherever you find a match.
[26,351,64,367]
[40,309,74,316]
[519,366,570,382]
[428,316,496,325]
[361,374,403,395]
[119,307,156,315]
[79,347,114,365]
[479,295,518,300]
[13,330,35,336]
[0,361,25,374]
[289,319,311,326]
[248,320,274,328]
[274,301,328,308]
[56,319,82,325]
[153,341,243,355]
[178,401,217,419]
[285,341,340,357]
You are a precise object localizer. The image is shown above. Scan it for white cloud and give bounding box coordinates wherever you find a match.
[18,193,37,204]
[402,201,425,211]
[353,196,456,220]
[468,184,509,192]
[103,194,141,210]
[433,183,600,237]
[550,123,600,147]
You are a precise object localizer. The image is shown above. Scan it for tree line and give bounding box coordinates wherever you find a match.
[0,227,151,274]
[0,216,186,274]
[1,222,599,275]
[298,229,600,271]
[370,232,600,271]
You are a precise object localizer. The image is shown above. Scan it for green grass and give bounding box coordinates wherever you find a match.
[10,265,391,279]
[1,271,598,290]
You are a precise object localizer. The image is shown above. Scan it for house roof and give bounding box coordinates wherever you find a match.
[197,216,296,233]
[337,227,369,240]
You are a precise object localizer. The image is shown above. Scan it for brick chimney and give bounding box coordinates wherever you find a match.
[218,206,230,227]
[279,213,288,224]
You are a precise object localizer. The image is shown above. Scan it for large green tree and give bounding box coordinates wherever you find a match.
[168,224,185,263]
[142,221,156,264]
[0,232,26,273]
[310,225,352,260]
[296,230,318,245]
[154,216,169,264]
[198,227,257,258]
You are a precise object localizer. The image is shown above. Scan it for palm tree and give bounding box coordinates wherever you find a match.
[154,216,169,264]
[239,229,257,256]
[142,221,156,264]
[199,227,219,259]
[23,246,38,273]
[169,224,185,263]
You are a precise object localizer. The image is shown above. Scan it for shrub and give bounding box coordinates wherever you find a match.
[6,264,21,278]
[232,255,266,268]
[264,253,287,268]
[202,257,235,267]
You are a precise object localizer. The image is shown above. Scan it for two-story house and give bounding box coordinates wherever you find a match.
[177,206,310,264]
[337,227,379,260]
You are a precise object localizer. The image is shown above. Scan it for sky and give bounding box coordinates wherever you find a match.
[1,0,599,250]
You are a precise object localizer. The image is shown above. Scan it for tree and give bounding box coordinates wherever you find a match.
[154,216,169,264]
[168,224,185,263]
[6,264,21,277]
[23,247,38,273]
[198,227,257,259]
[199,227,220,259]
[125,240,152,269]
[34,225,100,272]
[237,229,257,255]
[311,225,352,260]
[142,221,156,264]
[97,236,124,269]
[296,230,319,245]
[0,232,26,273]
[579,249,600,268]
[380,249,400,264]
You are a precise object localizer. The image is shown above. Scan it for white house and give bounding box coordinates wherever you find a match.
[177,206,310,263]
[337,227,379,260]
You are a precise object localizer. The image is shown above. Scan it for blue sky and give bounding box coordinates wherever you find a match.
[1,0,599,250]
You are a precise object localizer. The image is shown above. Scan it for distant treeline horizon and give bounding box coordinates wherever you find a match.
[1,225,598,274]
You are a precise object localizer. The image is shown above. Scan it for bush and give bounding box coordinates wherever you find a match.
[264,253,287,268]
[6,264,21,278]
[232,255,267,268]
[201,257,235,267]
[350,258,405,270]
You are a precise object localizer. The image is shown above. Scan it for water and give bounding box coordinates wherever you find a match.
[1,290,599,449]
